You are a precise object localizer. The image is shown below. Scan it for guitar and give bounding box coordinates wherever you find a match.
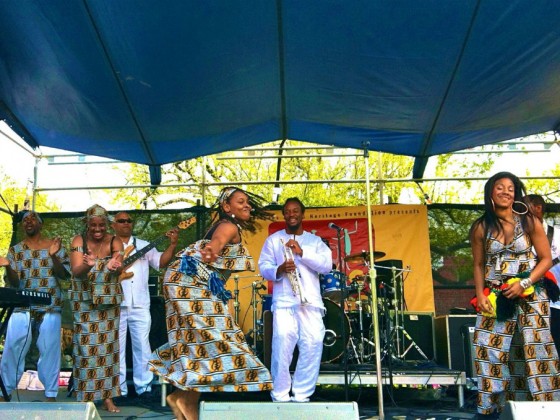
[118,216,196,281]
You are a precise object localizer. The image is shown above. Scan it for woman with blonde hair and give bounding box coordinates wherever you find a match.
[69,204,124,413]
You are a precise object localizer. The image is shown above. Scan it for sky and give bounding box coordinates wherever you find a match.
[1,120,559,213]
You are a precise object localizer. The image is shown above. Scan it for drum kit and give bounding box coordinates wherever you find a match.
[319,250,424,365]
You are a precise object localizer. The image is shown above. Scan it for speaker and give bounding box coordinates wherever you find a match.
[148,275,159,296]
[375,259,403,302]
[501,401,560,420]
[0,402,101,419]
[199,401,359,420]
[434,315,476,376]
[400,312,435,361]
[262,310,273,370]
[148,295,167,349]
[125,296,167,381]
[261,310,298,371]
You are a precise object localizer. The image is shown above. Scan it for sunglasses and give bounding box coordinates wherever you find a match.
[116,219,133,224]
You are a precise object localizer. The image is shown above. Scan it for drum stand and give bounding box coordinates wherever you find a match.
[233,274,240,324]
[232,274,265,353]
[352,283,375,363]
[387,265,429,362]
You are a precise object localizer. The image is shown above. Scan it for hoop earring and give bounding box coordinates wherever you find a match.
[490,198,495,211]
[512,200,528,215]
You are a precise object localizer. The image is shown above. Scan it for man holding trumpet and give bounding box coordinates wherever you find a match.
[259,197,332,403]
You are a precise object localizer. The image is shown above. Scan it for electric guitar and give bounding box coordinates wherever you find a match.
[118,216,196,281]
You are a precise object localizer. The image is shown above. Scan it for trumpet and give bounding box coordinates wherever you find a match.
[280,238,309,305]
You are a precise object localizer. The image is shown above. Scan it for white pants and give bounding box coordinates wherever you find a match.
[270,306,325,402]
[0,311,61,398]
[119,306,153,395]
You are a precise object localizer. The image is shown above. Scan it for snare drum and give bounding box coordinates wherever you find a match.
[319,270,347,301]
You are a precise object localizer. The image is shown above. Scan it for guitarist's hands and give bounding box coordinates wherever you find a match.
[166,228,180,245]
[107,256,122,273]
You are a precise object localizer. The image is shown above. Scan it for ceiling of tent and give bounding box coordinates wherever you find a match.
[2,1,560,184]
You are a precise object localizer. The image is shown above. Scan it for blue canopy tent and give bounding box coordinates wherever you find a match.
[2,0,560,185]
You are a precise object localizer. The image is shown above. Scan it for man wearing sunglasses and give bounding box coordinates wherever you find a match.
[111,212,179,401]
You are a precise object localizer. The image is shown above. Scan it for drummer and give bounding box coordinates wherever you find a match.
[258,197,332,403]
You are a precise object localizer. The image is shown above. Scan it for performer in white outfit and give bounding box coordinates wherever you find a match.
[526,194,560,352]
[259,197,332,402]
[0,211,70,402]
[112,212,178,399]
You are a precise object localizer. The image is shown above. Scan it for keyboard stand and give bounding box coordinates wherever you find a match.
[0,305,15,401]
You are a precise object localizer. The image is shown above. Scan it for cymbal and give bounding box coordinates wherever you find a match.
[344,250,386,263]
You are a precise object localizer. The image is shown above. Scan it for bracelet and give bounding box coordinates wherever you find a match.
[520,278,532,290]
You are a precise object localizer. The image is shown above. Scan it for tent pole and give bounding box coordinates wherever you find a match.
[31,156,39,211]
[363,142,384,419]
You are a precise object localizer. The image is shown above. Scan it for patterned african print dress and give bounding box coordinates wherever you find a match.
[69,249,123,402]
[149,239,273,392]
[474,215,560,415]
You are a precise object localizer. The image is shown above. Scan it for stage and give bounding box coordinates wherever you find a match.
[0,379,479,420]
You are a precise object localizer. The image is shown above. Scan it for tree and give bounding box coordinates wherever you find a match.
[111,140,416,209]
[0,169,61,285]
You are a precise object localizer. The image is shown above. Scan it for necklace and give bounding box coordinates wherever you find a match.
[89,239,104,258]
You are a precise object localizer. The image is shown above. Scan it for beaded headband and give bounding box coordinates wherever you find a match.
[82,204,112,223]
[22,211,43,224]
[218,187,238,206]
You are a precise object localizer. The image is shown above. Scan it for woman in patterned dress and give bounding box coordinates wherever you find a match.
[69,204,124,413]
[470,172,560,418]
[149,187,275,420]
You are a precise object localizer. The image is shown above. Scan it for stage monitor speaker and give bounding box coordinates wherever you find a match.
[401,312,435,361]
[501,401,560,420]
[434,315,476,377]
[200,401,359,420]
[0,402,101,419]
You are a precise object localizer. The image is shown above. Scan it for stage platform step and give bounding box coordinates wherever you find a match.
[200,401,359,420]
[317,362,467,408]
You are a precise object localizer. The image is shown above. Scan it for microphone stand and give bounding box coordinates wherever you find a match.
[333,226,349,401]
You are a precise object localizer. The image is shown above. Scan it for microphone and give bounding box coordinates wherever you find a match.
[328,222,343,231]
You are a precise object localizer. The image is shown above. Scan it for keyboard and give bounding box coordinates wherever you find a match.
[0,288,52,307]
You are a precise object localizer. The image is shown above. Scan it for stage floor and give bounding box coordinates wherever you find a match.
[1,386,479,420]
[1,364,480,419]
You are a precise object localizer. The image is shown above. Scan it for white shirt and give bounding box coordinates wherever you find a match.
[120,236,162,308]
[258,229,332,311]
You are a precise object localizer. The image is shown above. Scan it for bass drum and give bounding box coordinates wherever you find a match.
[321,298,351,363]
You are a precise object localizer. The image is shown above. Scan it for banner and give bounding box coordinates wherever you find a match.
[234,204,434,333]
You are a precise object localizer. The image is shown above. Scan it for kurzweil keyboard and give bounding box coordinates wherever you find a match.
[0,287,52,307]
